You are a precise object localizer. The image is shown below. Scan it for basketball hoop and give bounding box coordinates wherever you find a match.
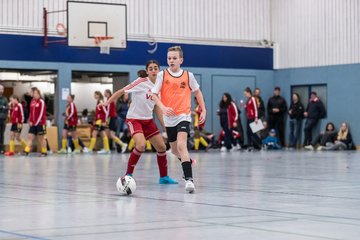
[94,36,114,54]
[56,23,67,36]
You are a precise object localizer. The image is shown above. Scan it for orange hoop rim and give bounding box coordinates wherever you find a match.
[94,36,114,45]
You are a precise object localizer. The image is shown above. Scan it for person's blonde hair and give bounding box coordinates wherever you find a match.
[337,122,349,140]
[168,45,183,58]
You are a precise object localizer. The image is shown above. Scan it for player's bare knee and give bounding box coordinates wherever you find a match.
[156,143,167,153]
[135,142,146,152]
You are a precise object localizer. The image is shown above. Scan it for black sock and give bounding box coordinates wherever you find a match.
[181,161,193,181]
[178,157,193,164]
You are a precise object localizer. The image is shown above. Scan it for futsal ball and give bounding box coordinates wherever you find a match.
[116,176,136,195]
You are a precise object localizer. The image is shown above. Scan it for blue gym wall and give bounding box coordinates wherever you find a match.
[274,64,360,146]
[0,34,274,142]
[2,34,360,148]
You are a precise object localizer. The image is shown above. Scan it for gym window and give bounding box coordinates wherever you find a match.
[291,84,327,114]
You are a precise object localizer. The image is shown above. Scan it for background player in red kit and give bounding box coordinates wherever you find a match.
[5,95,26,156]
[88,91,110,154]
[24,88,47,156]
[104,89,127,153]
[58,94,81,154]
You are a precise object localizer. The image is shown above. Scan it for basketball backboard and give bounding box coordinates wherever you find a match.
[67,1,127,49]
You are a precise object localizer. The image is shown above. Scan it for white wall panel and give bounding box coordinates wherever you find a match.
[272,0,360,69]
[0,0,271,46]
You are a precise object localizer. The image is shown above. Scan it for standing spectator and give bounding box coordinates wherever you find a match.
[288,93,304,148]
[116,93,129,138]
[254,88,266,120]
[217,93,239,151]
[251,121,269,150]
[242,87,259,148]
[323,122,354,150]
[303,92,326,147]
[267,87,287,146]
[0,85,9,154]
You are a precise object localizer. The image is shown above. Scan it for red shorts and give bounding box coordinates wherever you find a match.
[126,119,160,140]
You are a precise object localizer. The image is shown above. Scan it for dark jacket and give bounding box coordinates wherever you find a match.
[218,102,238,129]
[256,96,266,119]
[116,99,129,119]
[267,95,287,117]
[306,97,326,119]
[0,96,9,120]
[289,101,304,120]
[339,132,354,150]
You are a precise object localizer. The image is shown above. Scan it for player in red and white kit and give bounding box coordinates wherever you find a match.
[5,95,27,156]
[242,87,258,148]
[58,94,82,154]
[88,91,111,154]
[104,60,177,184]
[104,89,127,153]
[193,97,210,150]
[24,88,47,156]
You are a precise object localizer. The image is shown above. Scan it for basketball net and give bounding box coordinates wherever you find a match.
[94,36,114,54]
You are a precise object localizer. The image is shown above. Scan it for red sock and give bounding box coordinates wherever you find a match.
[157,151,168,177]
[126,148,143,175]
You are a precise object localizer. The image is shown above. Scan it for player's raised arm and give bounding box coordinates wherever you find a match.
[104,88,125,107]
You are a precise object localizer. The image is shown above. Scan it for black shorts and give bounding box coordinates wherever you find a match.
[29,125,46,135]
[166,121,190,143]
[64,124,77,132]
[10,123,22,133]
[108,117,117,132]
[94,124,106,132]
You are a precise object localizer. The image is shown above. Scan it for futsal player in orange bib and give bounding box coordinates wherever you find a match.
[151,46,206,193]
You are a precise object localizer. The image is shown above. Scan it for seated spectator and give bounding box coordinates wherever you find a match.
[193,96,211,151]
[262,129,281,150]
[322,122,354,150]
[217,129,241,149]
[81,109,89,124]
[305,122,337,150]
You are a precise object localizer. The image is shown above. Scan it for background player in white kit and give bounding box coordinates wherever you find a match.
[104,60,177,184]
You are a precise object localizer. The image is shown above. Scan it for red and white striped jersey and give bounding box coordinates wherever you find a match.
[29,98,46,126]
[11,103,24,124]
[95,100,108,123]
[66,102,78,126]
[107,101,117,118]
[124,77,156,120]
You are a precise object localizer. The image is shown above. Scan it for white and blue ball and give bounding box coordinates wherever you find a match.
[116,176,136,195]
